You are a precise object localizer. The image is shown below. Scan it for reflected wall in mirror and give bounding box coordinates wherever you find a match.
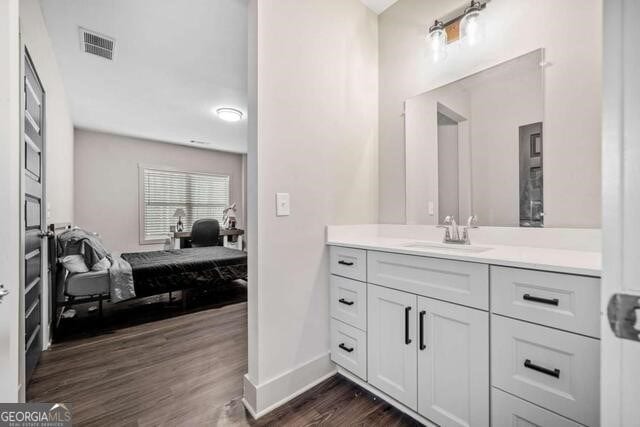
[405,49,545,227]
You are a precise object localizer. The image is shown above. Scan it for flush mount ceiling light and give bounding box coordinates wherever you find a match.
[428,20,448,62]
[216,107,244,122]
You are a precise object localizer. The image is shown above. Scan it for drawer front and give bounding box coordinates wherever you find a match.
[492,315,599,426]
[491,266,600,337]
[492,388,582,427]
[330,246,367,282]
[330,275,366,330]
[367,251,489,309]
[330,319,367,380]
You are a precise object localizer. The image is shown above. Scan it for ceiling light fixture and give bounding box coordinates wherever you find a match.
[428,20,448,62]
[216,107,244,122]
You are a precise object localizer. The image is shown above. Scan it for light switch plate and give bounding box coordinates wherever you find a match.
[276,192,290,216]
[428,201,434,216]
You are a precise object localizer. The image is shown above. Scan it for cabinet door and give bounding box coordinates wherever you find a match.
[417,296,489,427]
[367,284,417,410]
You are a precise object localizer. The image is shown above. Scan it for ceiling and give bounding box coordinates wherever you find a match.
[39,0,248,153]
[359,0,400,14]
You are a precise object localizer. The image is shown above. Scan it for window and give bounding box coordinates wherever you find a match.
[139,166,230,244]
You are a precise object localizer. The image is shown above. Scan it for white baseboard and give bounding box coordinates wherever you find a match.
[337,368,436,427]
[243,352,337,419]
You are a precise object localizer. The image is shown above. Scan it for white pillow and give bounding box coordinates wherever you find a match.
[92,257,111,272]
[61,255,89,274]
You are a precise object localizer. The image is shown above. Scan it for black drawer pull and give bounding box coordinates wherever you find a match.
[419,310,427,350]
[524,359,560,378]
[338,260,354,266]
[339,343,354,353]
[338,298,354,306]
[405,306,412,345]
[523,294,559,306]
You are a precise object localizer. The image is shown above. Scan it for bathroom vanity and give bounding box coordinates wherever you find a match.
[327,225,601,427]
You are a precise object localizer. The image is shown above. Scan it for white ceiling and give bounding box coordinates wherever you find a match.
[359,0,400,14]
[39,0,248,153]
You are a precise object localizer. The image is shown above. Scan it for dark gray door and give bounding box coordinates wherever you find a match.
[23,50,45,383]
[519,122,543,227]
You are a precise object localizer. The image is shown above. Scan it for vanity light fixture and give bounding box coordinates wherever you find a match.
[460,0,484,47]
[427,0,488,62]
[216,107,244,122]
[428,20,448,62]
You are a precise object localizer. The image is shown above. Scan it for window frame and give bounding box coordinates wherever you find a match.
[138,164,231,245]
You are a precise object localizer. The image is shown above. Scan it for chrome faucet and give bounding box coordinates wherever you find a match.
[439,215,478,245]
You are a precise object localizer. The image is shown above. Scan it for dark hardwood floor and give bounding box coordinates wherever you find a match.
[28,301,420,426]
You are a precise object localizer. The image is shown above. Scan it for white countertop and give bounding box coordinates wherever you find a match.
[326,225,602,277]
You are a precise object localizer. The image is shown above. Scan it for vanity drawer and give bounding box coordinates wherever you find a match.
[330,246,367,282]
[330,319,367,380]
[367,251,489,310]
[491,266,600,337]
[330,275,366,330]
[491,388,582,427]
[491,315,599,426]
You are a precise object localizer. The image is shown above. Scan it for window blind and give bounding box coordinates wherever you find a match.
[142,167,229,243]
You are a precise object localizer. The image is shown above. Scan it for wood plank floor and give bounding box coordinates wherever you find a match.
[28,302,420,426]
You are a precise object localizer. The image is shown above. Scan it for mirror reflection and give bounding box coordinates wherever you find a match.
[405,49,544,227]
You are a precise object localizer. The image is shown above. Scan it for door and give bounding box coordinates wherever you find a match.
[0,0,21,403]
[601,1,640,425]
[518,122,543,227]
[367,284,417,409]
[23,49,46,384]
[417,297,489,427]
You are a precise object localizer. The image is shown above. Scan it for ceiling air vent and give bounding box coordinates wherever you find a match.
[79,27,115,60]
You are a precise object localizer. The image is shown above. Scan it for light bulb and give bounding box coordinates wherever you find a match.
[460,1,484,47]
[427,20,447,62]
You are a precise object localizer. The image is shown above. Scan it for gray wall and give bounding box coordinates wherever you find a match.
[74,129,244,253]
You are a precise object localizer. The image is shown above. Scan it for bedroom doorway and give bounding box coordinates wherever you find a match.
[21,0,250,422]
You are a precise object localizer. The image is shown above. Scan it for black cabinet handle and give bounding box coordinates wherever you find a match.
[338,260,354,266]
[338,298,354,306]
[523,294,559,306]
[405,306,412,345]
[419,310,426,350]
[524,359,560,378]
[339,343,354,353]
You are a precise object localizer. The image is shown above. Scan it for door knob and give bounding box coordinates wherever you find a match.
[0,284,9,303]
[38,229,54,238]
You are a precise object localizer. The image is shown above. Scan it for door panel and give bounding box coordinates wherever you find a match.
[417,296,489,427]
[23,51,44,384]
[367,284,417,409]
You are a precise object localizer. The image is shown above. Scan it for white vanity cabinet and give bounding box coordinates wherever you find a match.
[417,296,489,427]
[367,284,418,409]
[328,245,601,427]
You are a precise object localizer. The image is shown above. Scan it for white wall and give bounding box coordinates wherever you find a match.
[379,0,602,228]
[20,0,74,224]
[246,0,378,415]
[74,129,245,253]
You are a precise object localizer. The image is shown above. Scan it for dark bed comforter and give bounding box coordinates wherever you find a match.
[121,247,247,298]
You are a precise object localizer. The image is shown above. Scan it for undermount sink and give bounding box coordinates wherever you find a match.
[401,241,493,253]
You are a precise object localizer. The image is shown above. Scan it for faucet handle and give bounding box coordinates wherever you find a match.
[437,216,453,228]
[467,215,479,228]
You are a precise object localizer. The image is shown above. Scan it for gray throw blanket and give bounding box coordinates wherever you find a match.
[57,228,136,302]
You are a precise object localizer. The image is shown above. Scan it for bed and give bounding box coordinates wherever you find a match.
[64,246,247,298]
